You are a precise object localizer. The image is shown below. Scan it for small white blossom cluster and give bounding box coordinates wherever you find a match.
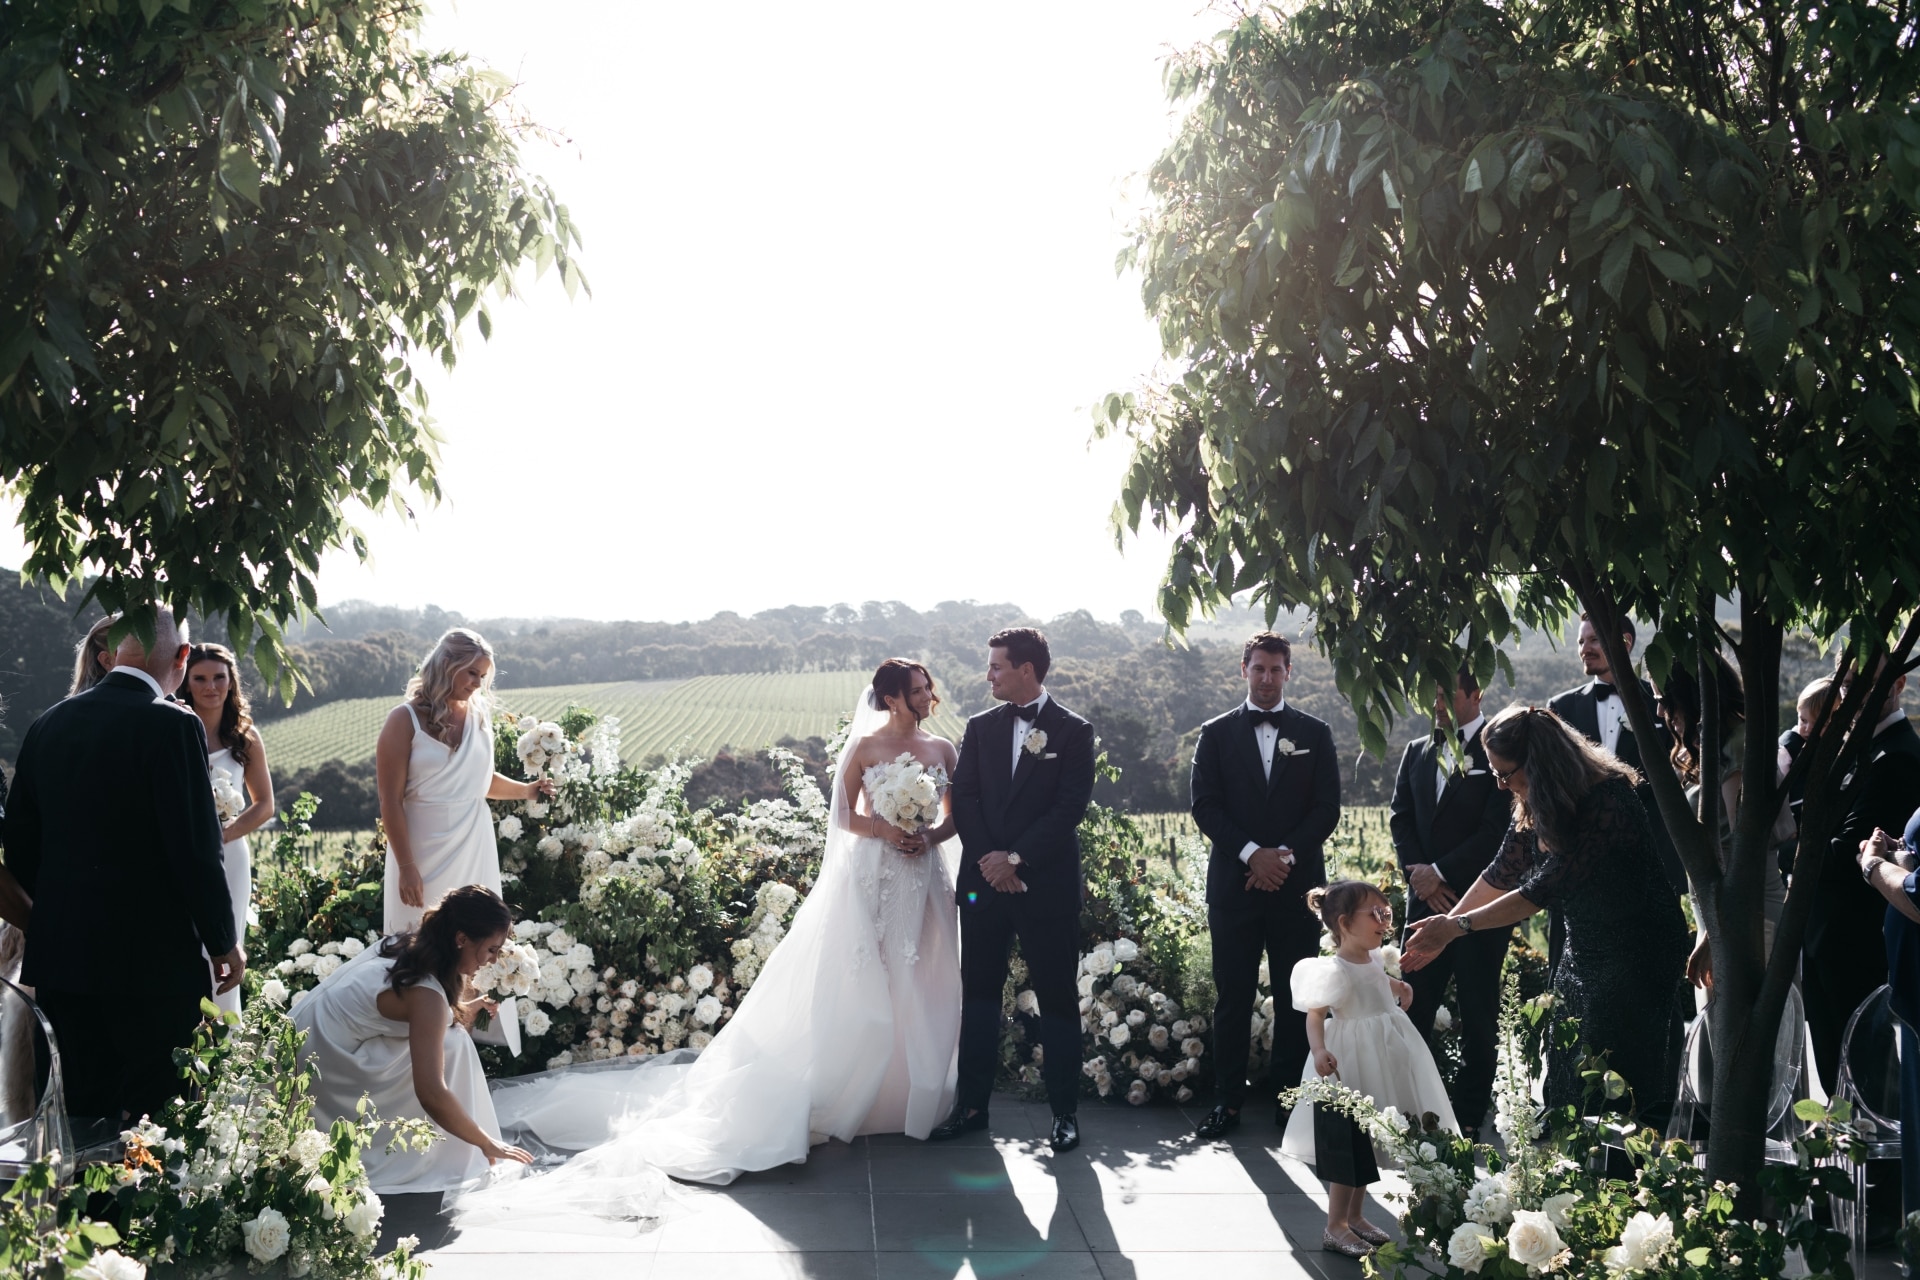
[1074,939,1201,1105]
[729,747,829,858]
[730,880,801,988]
[1603,1210,1676,1275]
[471,939,543,1000]
[865,752,947,832]
[543,965,740,1068]
[511,920,601,1012]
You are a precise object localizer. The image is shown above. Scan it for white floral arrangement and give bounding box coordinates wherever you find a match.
[79,1001,433,1280]
[866,752,948,832]
[1073,938,1206,1104]
[265,934,373,1003]
[212,772,247,825]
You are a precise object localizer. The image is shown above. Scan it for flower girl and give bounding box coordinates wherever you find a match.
[1281,880,1458,1258]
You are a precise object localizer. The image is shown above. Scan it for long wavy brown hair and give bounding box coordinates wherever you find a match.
[186,643,254,765]
[1482,705,1640,853]
[380,884,512,1002]
[70,615,116,695]
[405,628,495,745]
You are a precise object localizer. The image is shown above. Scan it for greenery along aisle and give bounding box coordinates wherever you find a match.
[253,705,1352,1100]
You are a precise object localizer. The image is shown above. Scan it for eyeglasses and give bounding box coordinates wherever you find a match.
[1490,762,1521,785]
[1367,905,1393,924]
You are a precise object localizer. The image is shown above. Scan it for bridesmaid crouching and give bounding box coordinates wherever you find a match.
[294,885,534,1193]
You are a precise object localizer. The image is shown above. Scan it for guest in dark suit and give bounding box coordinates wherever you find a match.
[1389,665,1511,1137]
[4,609,243,1124]
[1776,677,1833,897]
[937,627,1097,1153]
[1190,632,1341,1139]
[1547,613,1684,897]
[1858,808,1920,1217]
[1805,666,1920,1090]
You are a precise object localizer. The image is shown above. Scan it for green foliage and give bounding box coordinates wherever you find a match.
[0,1158,125,1280]
[0,0,582,684]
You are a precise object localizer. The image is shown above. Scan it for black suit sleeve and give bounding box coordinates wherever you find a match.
[1832,752,1920,884]
[1389,742,1423,870]
[1278,718,1341,850]
[1190,720,1254,855]
[3,722,43,895]
[1436,786,1512,891]
[151,709,239,957]
[1009,715,1097,867]
[951,716,989,869]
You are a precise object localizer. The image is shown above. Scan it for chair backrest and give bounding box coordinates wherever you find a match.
[0,976,73,1180]
[1669,984,1808,1139]
[1837,984,1902,1137]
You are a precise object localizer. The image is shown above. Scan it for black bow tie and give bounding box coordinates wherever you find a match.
[1593,682,1616,702]
[1248,708,1285,729]
[1009,701,1041,723]
[1433,727,1467,746]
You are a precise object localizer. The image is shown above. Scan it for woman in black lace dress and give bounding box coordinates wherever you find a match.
[1403,705,1688,1128]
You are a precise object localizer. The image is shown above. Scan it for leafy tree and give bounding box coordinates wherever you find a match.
[0,0,583,684]
[1106,0,1920,1194]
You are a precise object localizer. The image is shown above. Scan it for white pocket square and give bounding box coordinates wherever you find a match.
[1043,752,1058,760]
[1467,768,1488,776]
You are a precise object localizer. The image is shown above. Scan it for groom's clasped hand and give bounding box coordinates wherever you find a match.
[975,849,1027,893]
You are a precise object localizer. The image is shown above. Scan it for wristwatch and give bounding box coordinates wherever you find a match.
[1456,914,1475,935]
[1006,853,1023,867]
[1863,855,1886,883]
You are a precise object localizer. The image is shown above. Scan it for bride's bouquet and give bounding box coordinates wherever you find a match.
[868,753,948,833]
[212,772,246,824]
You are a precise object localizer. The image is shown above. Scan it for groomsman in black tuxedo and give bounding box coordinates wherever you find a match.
[5,609,242,1125]
[1390,665,1511,1138]
[1190,632,1340,1139]
[1547,614,1684,896]
[938,627,1097,1152]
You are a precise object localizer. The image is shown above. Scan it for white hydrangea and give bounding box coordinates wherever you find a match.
[1465,1174,1513,1226]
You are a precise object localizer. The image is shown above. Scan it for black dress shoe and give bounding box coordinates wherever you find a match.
[1050,1112,1080,1152]
[928,1104,989,1141]
[1195,1104,1241,1139]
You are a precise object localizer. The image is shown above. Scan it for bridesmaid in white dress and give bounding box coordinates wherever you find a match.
[376,629,553,935]
[184,643,276,1017]
[293,885,534,1193]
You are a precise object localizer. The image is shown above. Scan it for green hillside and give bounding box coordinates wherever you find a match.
[260,671,972,771]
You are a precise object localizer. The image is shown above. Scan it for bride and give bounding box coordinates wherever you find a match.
[459,658,962,1217]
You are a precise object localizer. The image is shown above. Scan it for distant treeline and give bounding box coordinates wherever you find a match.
[0,577,1849,816]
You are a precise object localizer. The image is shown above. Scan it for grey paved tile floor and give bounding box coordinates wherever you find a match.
[377,1096,1908,1279]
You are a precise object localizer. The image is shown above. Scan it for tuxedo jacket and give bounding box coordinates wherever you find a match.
[6,670,235,996]
[1823,717,1920,894]
[1388,724,1510,923]
[1190,703,1341,913]
[1548,677,1685,893]
[950,696,1097,912]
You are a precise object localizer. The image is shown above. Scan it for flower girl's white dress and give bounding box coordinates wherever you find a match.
[1280,950,1458,1165]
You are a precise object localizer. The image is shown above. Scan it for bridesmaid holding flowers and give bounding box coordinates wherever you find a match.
[184,643,275,1016]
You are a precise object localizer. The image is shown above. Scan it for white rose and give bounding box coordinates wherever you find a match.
[241,1207,292,1262]
[1544,1192,1580,1231]
[1125,1009,1146,1027]
[693,996,724,1026]
[688,1030,714,1050]
[74,1249,146,1280]
[290,1127,329,1170]
[1379,943,1403,978]
[498,815,524,840]
[1016,990,1040,1016]
[687,965,714,992]
[345,1190,384,1241]
[1084,946,1115,975]
[1433,1005,1454,1031]
[339,936,365,958]
[523,1007,552,1036]
[1504,1209,1564,1271]
[1148,1025,1170,1050]
[259,978,290,1008]
[1112,938,1140,963]
[1171,1019,1191,1038]
[1605,1210,1674,1273]
[1108,1024,1132,1048]
[287,938,313,957]
[537,835,565,859]
[1447,1222,1493,1274]
[1418,1141,1438,1162]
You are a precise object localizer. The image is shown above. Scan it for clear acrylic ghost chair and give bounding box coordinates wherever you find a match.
[0,975,74,1184]
[1664,982,1808,1167]
[1827,984,1903,1278]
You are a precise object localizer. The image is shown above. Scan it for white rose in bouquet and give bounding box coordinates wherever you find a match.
[211,774,246,824]
[242,1207,292,1262]
[1379,943,1403,978]
[866,753,950,832]
[1447,1222,1493,1274]
[1505,1209,1565,1272]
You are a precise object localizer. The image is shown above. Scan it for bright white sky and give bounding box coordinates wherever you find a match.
[14,2,1236,625]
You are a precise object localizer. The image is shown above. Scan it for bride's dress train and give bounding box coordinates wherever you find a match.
[453,694,959,1225]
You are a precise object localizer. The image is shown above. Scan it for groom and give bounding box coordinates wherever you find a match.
[5,608,242,1125]
[937,627,1096,1152]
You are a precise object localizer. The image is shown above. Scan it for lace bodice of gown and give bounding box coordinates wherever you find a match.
[856,761,952,972]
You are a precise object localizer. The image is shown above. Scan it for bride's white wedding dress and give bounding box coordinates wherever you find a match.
[453,692,960,1224]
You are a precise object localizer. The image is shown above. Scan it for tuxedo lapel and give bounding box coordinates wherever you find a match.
[1240,709,1270,791]
[1266,706,1302,794]
[1005,701,1053,807]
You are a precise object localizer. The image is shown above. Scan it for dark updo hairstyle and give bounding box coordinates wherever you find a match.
[187,642,255,765]
[1305,879,1388,945]
[1658,652,1746,787]
[380,884,512,1002]
[989,627,1051,682]
[869,658,939,718]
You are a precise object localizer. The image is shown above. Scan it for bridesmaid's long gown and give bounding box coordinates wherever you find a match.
[384,702,500,934]
[203,747,252,1017]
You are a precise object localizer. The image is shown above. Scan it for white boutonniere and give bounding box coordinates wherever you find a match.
[1276,738,1308,756]
[1024,730,1049,756]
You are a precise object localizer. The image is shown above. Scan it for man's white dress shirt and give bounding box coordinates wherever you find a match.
[1435,712,1487,805]
[1238,699,1293,866]
[1009,690,1050,775]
